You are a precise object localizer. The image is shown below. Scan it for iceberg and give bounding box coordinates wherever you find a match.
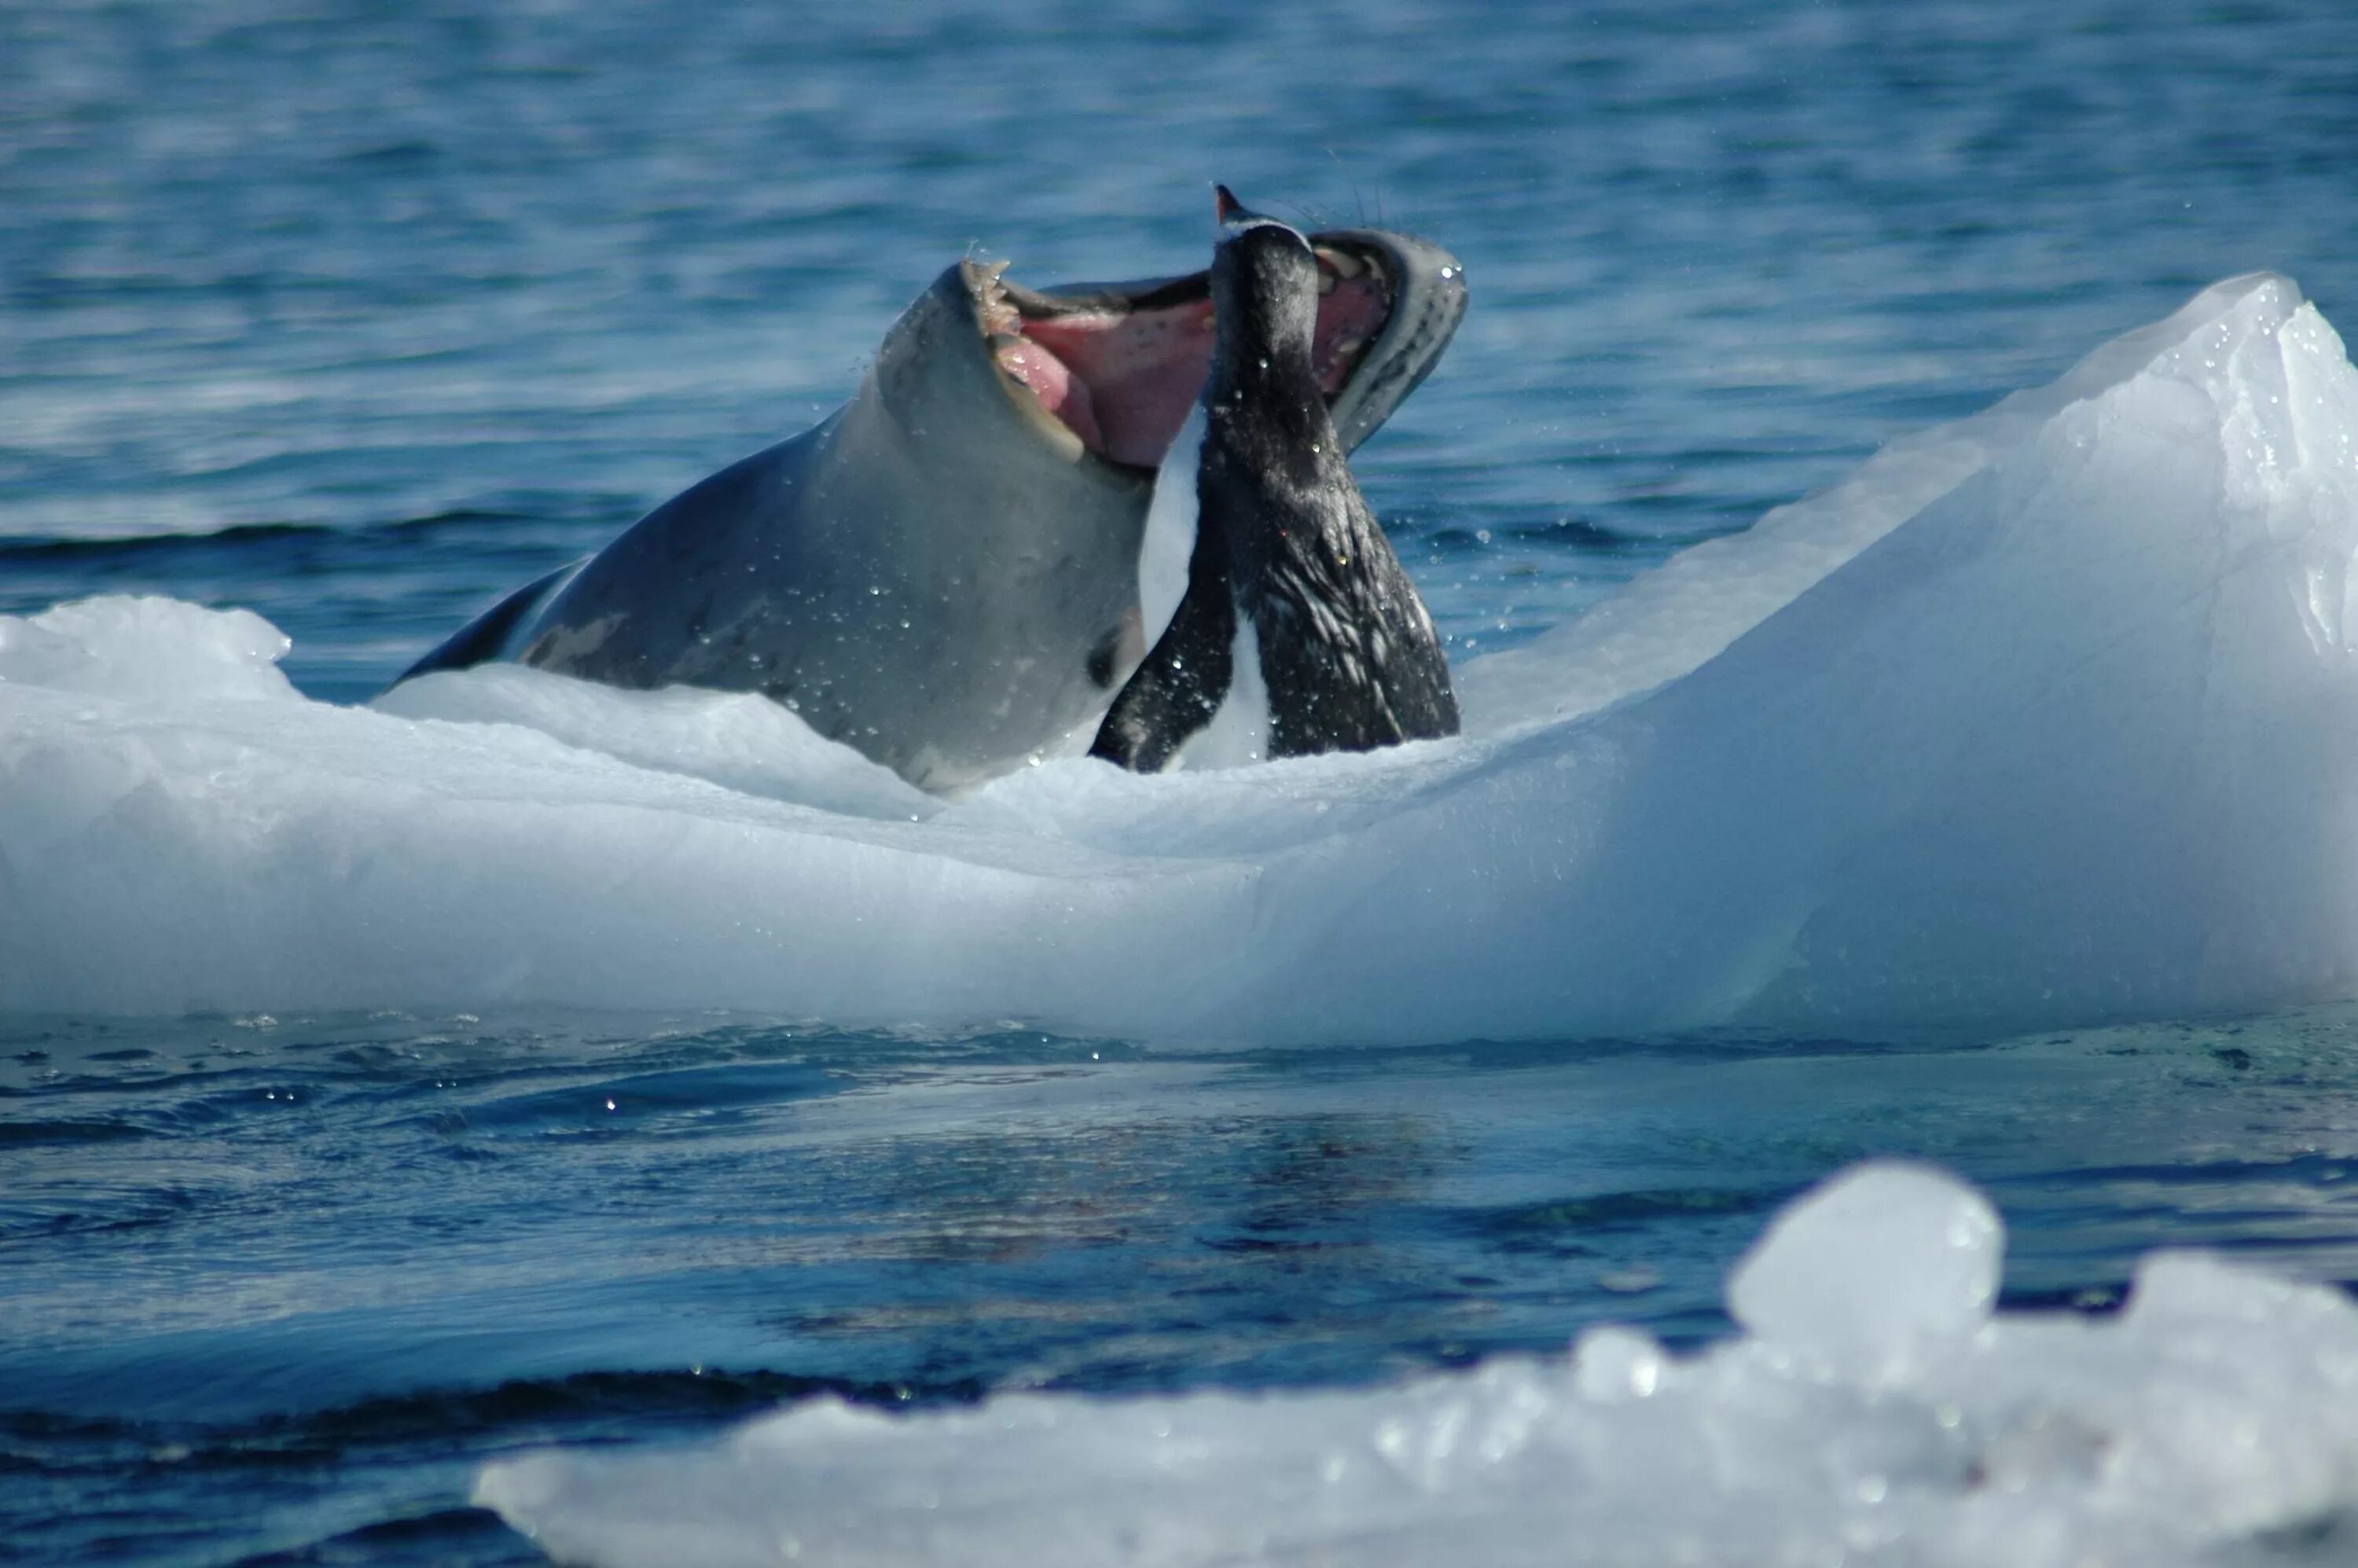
[475,1162,2358,1568]
[4,274,2358,1041]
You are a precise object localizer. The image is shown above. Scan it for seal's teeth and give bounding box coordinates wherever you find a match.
[1318,270,1337,296]
[1317,248,1364,281]
[970,260,1020,333]
[975,270,1020,336]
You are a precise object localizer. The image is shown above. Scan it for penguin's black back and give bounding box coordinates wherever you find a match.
[1196,382,1459,755]
[1091,197,1459,771]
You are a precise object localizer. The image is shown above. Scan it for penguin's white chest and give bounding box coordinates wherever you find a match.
[1137,405,1206,651]
[1181,606,1272,769]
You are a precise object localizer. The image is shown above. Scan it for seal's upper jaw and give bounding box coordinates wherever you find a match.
[1305,237,1398,405]
[1310,229,1470,454]
[960,223,1464,473]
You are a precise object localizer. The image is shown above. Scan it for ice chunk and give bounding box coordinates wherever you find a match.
[0,595,292,703]
[1726,1162,2000,1386]
[4,274,2358,1038]
[1567,1324,1667,1402]
[1452,272,2343,733]
[476,1162,2358,1568]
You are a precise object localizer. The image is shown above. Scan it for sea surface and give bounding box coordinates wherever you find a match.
[6,0,2358,1562]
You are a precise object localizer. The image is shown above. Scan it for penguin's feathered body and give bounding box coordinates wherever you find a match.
[1091,190,1460,773]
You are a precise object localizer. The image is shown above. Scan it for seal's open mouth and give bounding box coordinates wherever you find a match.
[971,245,1394,470]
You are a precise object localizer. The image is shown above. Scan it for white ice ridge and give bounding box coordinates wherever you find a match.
[6,273,2358,1039]
[476,1162,2358,1568]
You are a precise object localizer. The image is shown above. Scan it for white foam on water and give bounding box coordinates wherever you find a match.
[6,273,2358,1040]
[474,1162,2358,1568]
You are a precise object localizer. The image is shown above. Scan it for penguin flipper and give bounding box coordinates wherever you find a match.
[1089,584,1236,773]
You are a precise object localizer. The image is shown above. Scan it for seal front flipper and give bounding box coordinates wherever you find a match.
[394,562,580,683]
[1088,571,1236,773]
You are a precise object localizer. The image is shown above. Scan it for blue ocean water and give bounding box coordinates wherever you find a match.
[6,0,2358,1561]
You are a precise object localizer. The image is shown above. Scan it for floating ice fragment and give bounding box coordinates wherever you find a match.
[1727,1162,2000,1386]
[476,1161,2358,1568]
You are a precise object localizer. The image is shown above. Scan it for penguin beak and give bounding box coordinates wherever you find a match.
[1212,185,1309,248]
[1214,184,1285,240]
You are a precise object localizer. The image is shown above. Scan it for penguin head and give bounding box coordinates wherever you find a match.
[1210,185,1320,372]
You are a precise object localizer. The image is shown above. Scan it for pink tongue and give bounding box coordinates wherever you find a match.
[995,337,1104,454]
[1024,303,1216,468]
[995,270,1387,465]
[1313,274,1389,395]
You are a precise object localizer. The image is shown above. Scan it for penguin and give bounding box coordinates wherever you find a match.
[1090,187,1460,773]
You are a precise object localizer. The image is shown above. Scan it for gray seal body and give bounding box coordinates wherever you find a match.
[396,225,1467,792]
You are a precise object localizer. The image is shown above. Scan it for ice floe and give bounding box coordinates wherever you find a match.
[476,1162,2358,1568]
[4,274,2358,1040]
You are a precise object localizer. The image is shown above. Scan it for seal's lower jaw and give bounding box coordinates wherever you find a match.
[965,247,1397,472]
